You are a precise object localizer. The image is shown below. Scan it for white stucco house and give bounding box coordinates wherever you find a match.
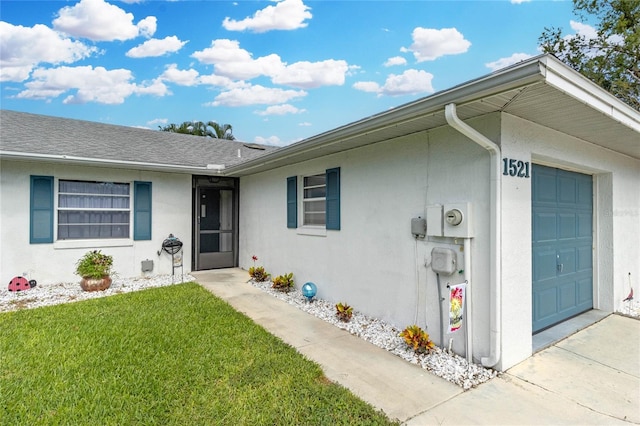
[2,55,639,371]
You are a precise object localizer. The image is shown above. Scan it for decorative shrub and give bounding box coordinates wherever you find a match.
[399,325,435,354]
[335,302,353,322]
[271,272,294,292]
[249,266,270,282]
[74,250,114,279]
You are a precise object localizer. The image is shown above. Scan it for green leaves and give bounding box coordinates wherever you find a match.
[335,302,353,322]
[271,272,294,292]
[74,250,114,279]
[248,266,270,282]
[399,325,435,354]
[539,0,640,110]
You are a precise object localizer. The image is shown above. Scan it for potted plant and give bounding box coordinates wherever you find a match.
[75,250,114,291]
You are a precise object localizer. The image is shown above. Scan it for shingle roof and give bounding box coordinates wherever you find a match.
[0,110,278,171]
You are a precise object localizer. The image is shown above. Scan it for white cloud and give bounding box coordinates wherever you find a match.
[569,20,598,40]
[198,73,239,88]
[126,36,186,58]
[401,27,471,62]
[135,78,170,97]
[210,84,306,107]
[298,122,312,126]
[159,64,200,86]
[222,0,312,33]
[148,118,168,126]
[271,59,349,88]
[193,39,350,88]
[256,104,306,116]
[352,81,381,93]
[485,53,533,71]
[0,22,98,82]
[384,56,407,67]
[14,65,169,104]
[52,0,156,41]
[254,135,286,146]
[353,69,434,97]
[16,65,137,104]
[510,0,531,3]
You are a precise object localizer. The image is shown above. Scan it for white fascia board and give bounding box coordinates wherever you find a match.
[541,56,640,132]
[0,151,223,175]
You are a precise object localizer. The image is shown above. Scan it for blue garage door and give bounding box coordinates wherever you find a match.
[532,165,593,333]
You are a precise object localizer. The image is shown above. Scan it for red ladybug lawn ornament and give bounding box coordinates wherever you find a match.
[8,276,36,291]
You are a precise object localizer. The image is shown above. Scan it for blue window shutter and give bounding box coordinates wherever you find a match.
[30,176,54,244]
[287,176,297,228]
[326,167,340,230]
[134,181,152,240]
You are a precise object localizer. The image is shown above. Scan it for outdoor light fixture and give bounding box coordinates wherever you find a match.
[301,282,317,302]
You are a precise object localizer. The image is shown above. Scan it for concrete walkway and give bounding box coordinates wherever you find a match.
[193,269,640,425]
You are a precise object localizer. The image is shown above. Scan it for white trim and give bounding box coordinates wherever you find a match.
[296,227,327,237]
[54,239,133,250]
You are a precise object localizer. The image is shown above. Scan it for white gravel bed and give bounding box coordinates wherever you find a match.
[249,279,499,390]
[0,274,195,313]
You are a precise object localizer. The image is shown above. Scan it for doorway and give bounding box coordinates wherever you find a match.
[531,165,593,333]
[193,177,238,270]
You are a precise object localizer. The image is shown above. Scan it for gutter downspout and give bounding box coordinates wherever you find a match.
[444,103,502,368]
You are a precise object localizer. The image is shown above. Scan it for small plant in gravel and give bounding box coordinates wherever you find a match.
[335,302,353,322]
[248,256,270,282]
[271,273,294,292]
[400,325,435,354]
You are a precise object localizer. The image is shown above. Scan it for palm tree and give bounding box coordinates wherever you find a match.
[159,120,235,140]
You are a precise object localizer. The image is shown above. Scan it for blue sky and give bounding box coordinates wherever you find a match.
[1,0,586,146]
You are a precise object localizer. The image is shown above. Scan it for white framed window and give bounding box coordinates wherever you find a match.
[302,174,326,226]
[57,180,131,240]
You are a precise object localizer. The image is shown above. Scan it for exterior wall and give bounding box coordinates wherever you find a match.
[240,118,498,363]
[239,111,639,371]
[499,113,640,369]
[0,159,193,286]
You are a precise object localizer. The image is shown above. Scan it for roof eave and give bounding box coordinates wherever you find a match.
[0,151,226,175]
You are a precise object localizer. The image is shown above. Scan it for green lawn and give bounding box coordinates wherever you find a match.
[0,283,396,425]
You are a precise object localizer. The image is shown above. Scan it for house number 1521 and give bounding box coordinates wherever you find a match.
[502,158,530,178]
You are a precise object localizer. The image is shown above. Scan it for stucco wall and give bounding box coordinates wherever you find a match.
[239,111,639,371]
[240,119,497,363]
[0,159,193,286]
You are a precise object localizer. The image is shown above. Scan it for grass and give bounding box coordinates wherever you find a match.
[0,283,396,425]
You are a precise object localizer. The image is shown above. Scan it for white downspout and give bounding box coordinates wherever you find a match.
[444,103,502,368]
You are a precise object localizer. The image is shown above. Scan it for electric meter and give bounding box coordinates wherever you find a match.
[445,209,463,226]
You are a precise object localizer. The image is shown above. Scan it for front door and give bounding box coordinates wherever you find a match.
[196,186,235,269]
[532,165,593,332]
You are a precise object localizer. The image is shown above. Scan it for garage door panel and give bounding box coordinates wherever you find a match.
[534,249,558,281]
[534,213,557,242]
[532,165,593,333]
[558,213,576,239]
[534,171,557,202]
[535,287,558,320]
[577,213,592,237]
[577,277,593,305]
[558,281,577,312]
[577,246,592,271]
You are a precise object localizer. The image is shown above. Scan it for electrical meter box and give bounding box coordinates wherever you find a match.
[411,217,426,238]
[426,205,444,237]
[431,247,457,275]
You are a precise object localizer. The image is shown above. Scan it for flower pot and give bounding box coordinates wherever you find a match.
[80,276,112,292]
